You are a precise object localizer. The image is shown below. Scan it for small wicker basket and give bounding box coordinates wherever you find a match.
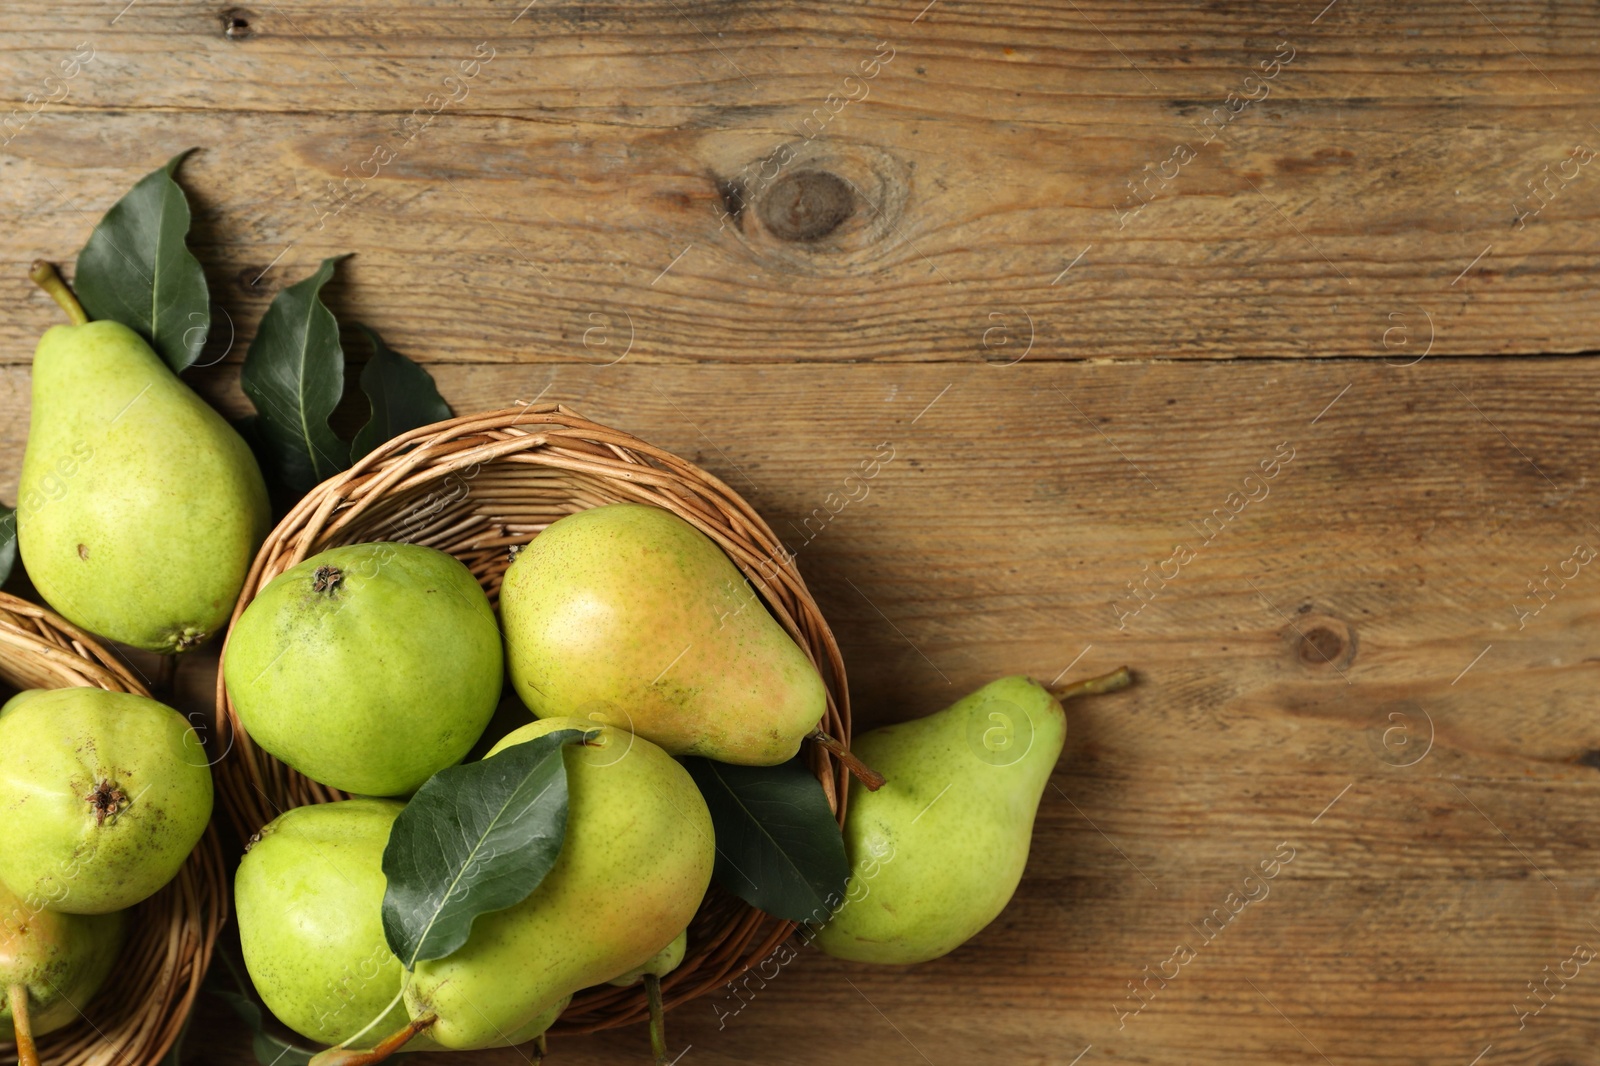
[213,404,852,1037]
[0,594,227,1066]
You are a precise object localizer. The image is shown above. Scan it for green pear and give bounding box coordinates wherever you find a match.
[396,718,713,1052]
[235,800,437,1051]
[501,503,826,764]
[0,880,124,1054]
[18,263,269,654]
[224,542,503,797]
[607,929,686,987]
[0,687,213,914]
[815,670,1128,965]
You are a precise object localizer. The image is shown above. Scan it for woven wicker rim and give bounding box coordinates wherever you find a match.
[0,593,227,1066]
[213,404,852,1037]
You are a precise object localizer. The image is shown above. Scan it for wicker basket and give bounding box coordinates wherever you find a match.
[213,404,852,1037]
[0,594,227,1066]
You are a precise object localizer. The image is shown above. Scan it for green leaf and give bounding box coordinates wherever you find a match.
[74,149,210,372]
[350,325,452,461]
[382,727,593,968]
[240,256,352,495]
[683,757,849,924]
[0,506,15,587]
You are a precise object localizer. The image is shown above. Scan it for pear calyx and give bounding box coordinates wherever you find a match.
[311,565,345,594]
[85,779,129,825]
[172,627,209,653]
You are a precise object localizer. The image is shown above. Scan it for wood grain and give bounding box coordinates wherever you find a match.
[1,1,1598,366]
[3,0,1600,1063]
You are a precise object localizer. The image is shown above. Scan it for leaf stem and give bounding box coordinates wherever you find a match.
[809,729,886,791]
[7,984,40,1066]
[1047,665,1132,702]
[28,261,89,326]
[645,973,668,1066]
[306,1015,435,1066]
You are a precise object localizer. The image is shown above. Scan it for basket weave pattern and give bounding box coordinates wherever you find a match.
[213,405,852,1035]
[0,594,227,1066]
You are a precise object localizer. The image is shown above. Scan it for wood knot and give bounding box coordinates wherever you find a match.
[758,170,854,242]
[705,140,908,272]
[1285,611,1356,672]
[1298,626,1344,665]
[221,7,255,39]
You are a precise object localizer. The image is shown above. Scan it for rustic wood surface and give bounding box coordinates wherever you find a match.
[2,0,1599,1064]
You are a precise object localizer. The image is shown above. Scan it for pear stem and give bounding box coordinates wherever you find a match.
[8,984,40,1066]
[809,729,886,791]
[1047,665,1132,702]
[644,973,668,1066]
[306,1015,434,1066]
[28,261,89,326]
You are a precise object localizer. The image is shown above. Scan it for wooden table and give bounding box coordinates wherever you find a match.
[4,2,1600,1063]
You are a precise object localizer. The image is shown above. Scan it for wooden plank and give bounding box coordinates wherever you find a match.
[4,357,1598,1063]
[2,2,1598,364]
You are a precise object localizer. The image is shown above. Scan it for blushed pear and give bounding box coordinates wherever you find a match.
[500,503,827,764]
[310,718,713,1061]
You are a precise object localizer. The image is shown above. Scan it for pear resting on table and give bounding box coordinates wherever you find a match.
[817,668,1132,966]
[19,262,269,654]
